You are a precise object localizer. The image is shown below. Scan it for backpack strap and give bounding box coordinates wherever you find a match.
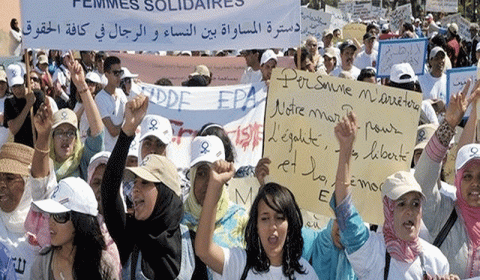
[433,208,457,248]
[240,264,250,280]
[384,251,391,280]
[130,244,140,280]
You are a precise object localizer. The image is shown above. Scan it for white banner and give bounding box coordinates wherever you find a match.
[324,4,351,31]
[140,82,266,171]
[388,4,412,32]
[21,0,300,51]
[337,0,372,21]
[301,7,332,42]
[426,0,458,13]
[376,38,428,78]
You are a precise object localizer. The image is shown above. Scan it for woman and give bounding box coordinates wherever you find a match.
[101,94,194,279]
[305,36,321,71]
[333,112,450,279]
[30,177,119,279]
[47,54,104,181]
[414,79,480,278]
[182,134,248,279]
[74,71,103,143]
[9,18,21,57]
[195,159,318,279]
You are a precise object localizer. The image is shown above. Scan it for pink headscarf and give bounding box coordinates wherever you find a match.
[454,159,480,248]
[383,196,423,263]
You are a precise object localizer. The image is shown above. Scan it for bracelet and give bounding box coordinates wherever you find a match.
[77,87,89,95]
[34,146,50,154]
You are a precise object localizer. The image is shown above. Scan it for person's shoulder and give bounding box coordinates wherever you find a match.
[297,257,320,279]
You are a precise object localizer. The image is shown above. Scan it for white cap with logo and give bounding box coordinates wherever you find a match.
[190,135,225,168]
[139,115,173,145]
[456,143,480,171]
[33,177,98,216]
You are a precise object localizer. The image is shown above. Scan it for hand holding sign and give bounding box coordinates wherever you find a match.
[445,79,471,128]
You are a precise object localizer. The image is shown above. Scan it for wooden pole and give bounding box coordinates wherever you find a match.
[24,50,36,146]
[296,46,302,70]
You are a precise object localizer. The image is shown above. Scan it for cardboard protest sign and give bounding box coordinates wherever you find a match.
[263,68,422,224]
[301,7,332,42]
[388,4,412,32]
[21,0,300,51]
[141,82,266,171]
[343,23,366,43]
[325,4,351,31]
[426,0,458,13]
[446,66,478,117]
[440,13,471,41]
[376,38,428,78]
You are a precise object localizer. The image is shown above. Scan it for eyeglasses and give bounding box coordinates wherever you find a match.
[51,212,70,224]
[53,129,76,139]
[30,77,40,83]
[112,70,124,77]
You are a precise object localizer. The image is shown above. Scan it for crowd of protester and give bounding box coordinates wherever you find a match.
[2,10,480,280]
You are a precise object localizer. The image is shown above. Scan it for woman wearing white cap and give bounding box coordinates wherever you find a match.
[30,177,120,279]
[182,134,248,279]
[414,82,480,278]
[101,95,194,279]
[332,112,450,279]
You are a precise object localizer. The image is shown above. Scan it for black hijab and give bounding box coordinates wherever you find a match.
[133,182,184,279]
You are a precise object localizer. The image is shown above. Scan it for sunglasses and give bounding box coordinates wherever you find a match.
[51,212,71,224]
[112,69,124,77]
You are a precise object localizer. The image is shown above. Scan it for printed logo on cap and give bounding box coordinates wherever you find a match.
[149,119,158,130]
[51,186,69,205]
[11,68,18,77]
[201,141,210,154]
[417,129,426,143]
[470,147,479,157]
[141,156,150,166]
[61,111,68,120]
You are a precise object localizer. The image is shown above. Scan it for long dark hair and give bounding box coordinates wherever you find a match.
[47,211,111,279]
[244,183,305,279]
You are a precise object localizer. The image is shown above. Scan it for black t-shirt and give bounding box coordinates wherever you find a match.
[4,91,44,147]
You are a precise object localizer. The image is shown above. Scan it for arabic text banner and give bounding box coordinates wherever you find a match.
[140,82,266,171]
[263,68,422,224]
[21,0,300,51]
[446,66,478,117]
[301,7,331,42]
[376,38,428,78]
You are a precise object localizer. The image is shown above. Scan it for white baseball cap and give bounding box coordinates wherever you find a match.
[390,63,416,84]
[121,67,138,79]
[456,143,480,171]
[33,177,98,216]
[414,124,438,151]
[382,171,425,200]
[429,46,446,60]
[85,71,102,84]
[87,151,111,185]
[6,63,24,87]
[52,108,78,130]
[190,135,225,168]
[260,49,278,66]
[139,115,173,145]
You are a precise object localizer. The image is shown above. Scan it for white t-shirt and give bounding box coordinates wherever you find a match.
[354,50,378,70]
[331,65,361,80]
[348,231,449,280]
[0,96,10,148]
[219,247,319,280]
[240,67,262,84]
[95,88,127,152]
[418,72,447,102]
[73,102,89,144]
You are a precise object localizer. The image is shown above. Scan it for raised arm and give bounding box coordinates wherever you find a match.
[255,157,271,187]
[195,160,235,275]
[65,53,103,136]
[334,111,357,203]
[31,97,53,178]
[457,80,480,150]
[101,94,148,264]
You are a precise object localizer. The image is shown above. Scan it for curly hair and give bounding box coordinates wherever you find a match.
[243,183,305,279]
[47,211,111,280]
